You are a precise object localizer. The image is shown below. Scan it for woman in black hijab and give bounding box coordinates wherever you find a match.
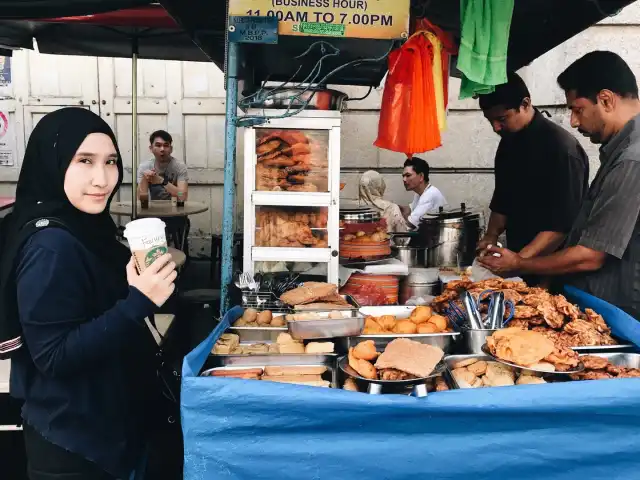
[0,108,177,480]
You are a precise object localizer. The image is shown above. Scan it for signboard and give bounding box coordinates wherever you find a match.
[229,16,279,44]
[228,0,410,40]
[0,111,15,166]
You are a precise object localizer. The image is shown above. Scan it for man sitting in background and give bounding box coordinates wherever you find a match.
[138,130,189,201]
[137,130,190,251]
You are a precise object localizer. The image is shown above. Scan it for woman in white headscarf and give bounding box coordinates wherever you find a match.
[358,170,409,232]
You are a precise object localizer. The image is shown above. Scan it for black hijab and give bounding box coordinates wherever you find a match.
[0,107,130,357]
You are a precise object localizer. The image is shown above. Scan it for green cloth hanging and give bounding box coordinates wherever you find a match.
[457,0,515,99]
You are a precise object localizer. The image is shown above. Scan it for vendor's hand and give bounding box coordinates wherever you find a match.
[127,254,177,307]
[149,174,164,185]
[477,245,522,276]
[477,234,498,256]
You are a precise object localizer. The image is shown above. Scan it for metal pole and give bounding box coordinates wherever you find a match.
[220,40,239,315]
[131,37,139,219]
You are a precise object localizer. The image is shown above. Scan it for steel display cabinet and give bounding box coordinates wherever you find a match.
[243,110,341,283]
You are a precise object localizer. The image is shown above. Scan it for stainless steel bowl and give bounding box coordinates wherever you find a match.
[460,329,497,354]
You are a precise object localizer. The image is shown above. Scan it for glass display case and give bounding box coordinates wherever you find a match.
[244,111,341,283]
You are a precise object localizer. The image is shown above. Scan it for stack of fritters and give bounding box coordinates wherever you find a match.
[433,278,618,348]
[256,130,328,192]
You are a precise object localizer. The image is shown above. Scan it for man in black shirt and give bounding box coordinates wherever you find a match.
[477,73,589,280]
[480,52,640,318]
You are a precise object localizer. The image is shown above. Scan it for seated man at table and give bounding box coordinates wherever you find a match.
[137,130,190,250]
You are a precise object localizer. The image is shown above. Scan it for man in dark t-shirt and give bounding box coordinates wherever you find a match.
[477,73,589,283]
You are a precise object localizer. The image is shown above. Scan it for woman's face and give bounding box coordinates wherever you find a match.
[64,133,119,214]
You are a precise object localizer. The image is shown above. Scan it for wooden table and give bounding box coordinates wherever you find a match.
[111,200,208,251]
[110,200,208,218]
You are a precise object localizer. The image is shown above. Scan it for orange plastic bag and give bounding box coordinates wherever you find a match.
[374,33,441,156]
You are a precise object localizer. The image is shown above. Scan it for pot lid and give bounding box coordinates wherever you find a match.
[420,203,482,223]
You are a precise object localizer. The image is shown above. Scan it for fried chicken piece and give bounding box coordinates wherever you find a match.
[617,369,640,378]
[263,155,297,167]
[564,319,597,336]
[258,147,287,162]
[469,279,505,290]
[543,347,580,372]
[499,289,523,304]
[553,295,581,321]
[528,316,546,326]
[537,301,566,329]
[514,305,539,318]
[599,333,618,346]
[521,291,553,308]
[501,281,529,292]
[581,371,614,380]
[287,183,318,192]
[584,308,611,334]
[508,319,530,330]
[581,355,609,370]
[433,290,459,305]
[556,331,582,348]
[379,368,416,381]
[575,330,606,347]
[606,364,625,376]
[445,279,473,290]
[278,130,309,146]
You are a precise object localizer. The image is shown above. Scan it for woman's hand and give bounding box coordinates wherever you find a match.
[126,254,177,307]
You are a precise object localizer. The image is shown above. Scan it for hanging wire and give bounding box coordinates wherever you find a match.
[237,39,396,126]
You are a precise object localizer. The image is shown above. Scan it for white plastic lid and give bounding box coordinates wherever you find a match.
[123,218,166,239]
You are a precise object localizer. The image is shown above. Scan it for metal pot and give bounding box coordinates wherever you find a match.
[339,205,381,224]
[399,268,441,303]
[259,87,347,111]
[392,246,425,267]
[415,203,483,268]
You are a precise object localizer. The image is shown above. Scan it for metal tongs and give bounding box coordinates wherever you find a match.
[445,290,514,330]
[461,291,485,329]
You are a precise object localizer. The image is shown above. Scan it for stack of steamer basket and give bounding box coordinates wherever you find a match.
[339,205,397,305]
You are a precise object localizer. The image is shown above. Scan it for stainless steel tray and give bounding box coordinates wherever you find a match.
[337,355,445,397]
[337,333,459,354]
[443,353,492,389]
[481,344,585,375]
[579,352,640,368]
[288,316,365,340]
[359,305,415,318]
[571,341,636,352]
[212,341,338,357]
[228,326,288,342]
[202,354,338,387]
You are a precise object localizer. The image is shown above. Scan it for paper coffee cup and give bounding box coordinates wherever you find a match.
[123,218,168,272]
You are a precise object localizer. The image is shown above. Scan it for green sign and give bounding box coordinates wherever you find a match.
[298,22,346,36]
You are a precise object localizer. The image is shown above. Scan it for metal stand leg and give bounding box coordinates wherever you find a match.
[220,41,240,315]
[367,383,383,395]
[413,384,428,398]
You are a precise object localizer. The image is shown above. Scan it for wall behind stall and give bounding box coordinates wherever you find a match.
[0,3,638,258]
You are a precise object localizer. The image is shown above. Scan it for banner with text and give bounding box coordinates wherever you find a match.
[229,0,410,39]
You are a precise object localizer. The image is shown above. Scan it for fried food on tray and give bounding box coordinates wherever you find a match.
[393,320,418,334]
[374,338,444,378]
[353,340,379,361]
[432,277,618,348]
[280,282,341,306]
[487,328,556,367]
[361,309,449,335]
[287,183,318,192]
[409,306,433,324]
[581,355,610,370]
[348,347,377,379]
[543,347,580,372]
[451,358,544,389]
[257,139,282,155]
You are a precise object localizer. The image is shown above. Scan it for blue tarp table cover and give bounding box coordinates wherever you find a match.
[181,294,640,480]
